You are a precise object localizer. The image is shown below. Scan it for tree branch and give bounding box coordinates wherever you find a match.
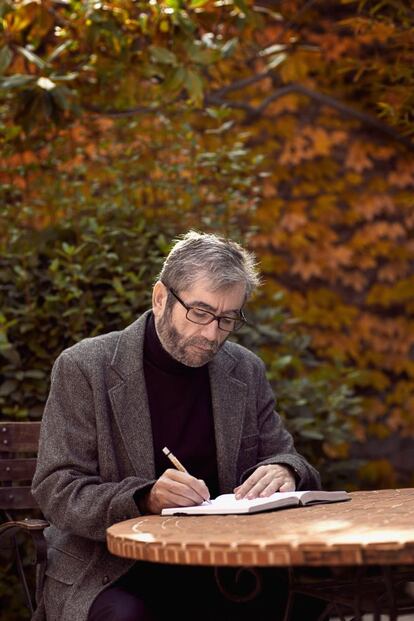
[83,64,413,150]
[207,82,414,150]
[84,103,165,117]
[213,69,274,98]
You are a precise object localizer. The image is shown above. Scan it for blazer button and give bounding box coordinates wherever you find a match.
[102,576,110,585]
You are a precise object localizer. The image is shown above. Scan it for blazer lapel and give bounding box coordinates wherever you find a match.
[107,315,248,488]
[108,311,156,480]
[209,346,247,492]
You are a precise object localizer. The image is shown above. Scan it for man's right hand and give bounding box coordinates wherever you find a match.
[139,469,210,514]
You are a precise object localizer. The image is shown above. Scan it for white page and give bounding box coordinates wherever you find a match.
[161,491,299,515]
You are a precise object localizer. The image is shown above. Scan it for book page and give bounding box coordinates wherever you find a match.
[161,492,300,515]
[290,490,349,505]
[211,494,253,506]
[215,494,279,510]
[205,490,349,510]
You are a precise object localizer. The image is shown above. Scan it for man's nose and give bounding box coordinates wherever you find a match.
[201,319,220,340]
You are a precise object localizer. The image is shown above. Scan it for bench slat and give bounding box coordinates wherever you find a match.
[0,422,41,453]
[0,486,39,510]
[0,458,37,482]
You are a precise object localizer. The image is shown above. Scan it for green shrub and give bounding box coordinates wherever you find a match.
[0,206,169,421]
[0,209,361,479]
[1,210,362,619]
[236,297,363,490]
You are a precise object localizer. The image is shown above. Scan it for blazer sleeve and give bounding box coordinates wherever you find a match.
[240,358,321,491]
[32,352,151,542]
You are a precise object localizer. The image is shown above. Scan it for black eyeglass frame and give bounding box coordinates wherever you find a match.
[167,287,247,333]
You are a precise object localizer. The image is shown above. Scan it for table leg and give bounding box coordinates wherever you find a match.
[213,566,262,603]
[286,565,414,620]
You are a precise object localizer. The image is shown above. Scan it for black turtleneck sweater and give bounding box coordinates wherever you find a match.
[143,313,219,498]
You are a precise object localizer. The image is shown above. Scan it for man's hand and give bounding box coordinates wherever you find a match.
[140,469,210,514]
[234,464,296,500]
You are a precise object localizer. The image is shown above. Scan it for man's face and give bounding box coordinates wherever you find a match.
[152,278,246,367]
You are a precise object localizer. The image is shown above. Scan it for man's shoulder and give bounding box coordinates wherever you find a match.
[57,313,148,367]
[222,340,264,368]
[63,329,121,360]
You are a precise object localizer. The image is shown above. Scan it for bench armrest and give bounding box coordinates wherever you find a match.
[0,518,49,564]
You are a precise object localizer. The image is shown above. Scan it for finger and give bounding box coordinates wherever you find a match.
[258,478,289,497]
[258,470,296,496]
[236,465,295,499]
[234,477,258,499]
[279,479,295,492]
[235,469,270,499]
[157,482,205,507]
[197,478,211,502]
[163,469,209,495]
[244,475,274,499]
[162,468,192,483]
[160,470,209,504]
[183,474,210,502]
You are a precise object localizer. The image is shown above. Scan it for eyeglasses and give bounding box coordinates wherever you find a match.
[168,288,247,333]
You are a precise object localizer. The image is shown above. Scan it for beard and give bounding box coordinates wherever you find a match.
[155,311,224,367]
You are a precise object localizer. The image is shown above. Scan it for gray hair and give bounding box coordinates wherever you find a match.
[157,230,261,299]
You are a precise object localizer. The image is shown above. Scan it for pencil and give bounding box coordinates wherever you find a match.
[162,446,211,503]
[162,446,188,473]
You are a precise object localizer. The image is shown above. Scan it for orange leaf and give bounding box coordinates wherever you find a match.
[389,161,414,188]
[345,142,373,173]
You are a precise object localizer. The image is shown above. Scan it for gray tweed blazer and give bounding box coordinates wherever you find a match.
[31,310,320,621]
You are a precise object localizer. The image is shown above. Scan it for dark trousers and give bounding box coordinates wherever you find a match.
[88,562,326,621]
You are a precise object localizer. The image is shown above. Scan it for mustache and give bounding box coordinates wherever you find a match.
[186,337,219,354]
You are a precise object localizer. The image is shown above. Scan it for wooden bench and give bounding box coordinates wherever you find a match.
[0,421,49,616]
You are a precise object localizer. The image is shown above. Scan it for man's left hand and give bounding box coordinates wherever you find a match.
[234,464,296,500]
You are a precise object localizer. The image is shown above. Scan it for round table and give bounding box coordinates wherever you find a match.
[107,488,414,567]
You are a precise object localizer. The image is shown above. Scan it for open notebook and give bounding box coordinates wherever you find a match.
[161,489,350,516]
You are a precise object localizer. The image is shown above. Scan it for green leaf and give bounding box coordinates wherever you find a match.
[0,344,21,366]
[185,42,215,65]
[0,46,13,74]
[17,46,48,70]
[0,74,35,89]
[47,40,73,63]
[23,370,46,379]
[205,120,234,134]
[220,37,238,58]
[189,0,210,7]
[234,0,248,11]
[0,2,12,18]
[259,43,287,56]
[175,11,196,34]
[163,66,186,92]
[112,277,125,295]
[50,85,72,110]
[138,12,149,33]
[253,5,283,20]
[184,68,203,105]
[205,106,232,120]
[267,52,287,70]
[0,379,18,397]
[149,46,178,66]
[61,242,77,255]
[49,72,78,82]
[301,430,325,440]
[49,259,60,272]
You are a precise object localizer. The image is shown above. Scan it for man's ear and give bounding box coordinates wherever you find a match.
[152,281,168,318]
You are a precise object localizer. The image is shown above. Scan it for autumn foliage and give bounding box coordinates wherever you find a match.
[1,0,414,491]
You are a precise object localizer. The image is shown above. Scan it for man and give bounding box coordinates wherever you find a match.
[32,231,322,621]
